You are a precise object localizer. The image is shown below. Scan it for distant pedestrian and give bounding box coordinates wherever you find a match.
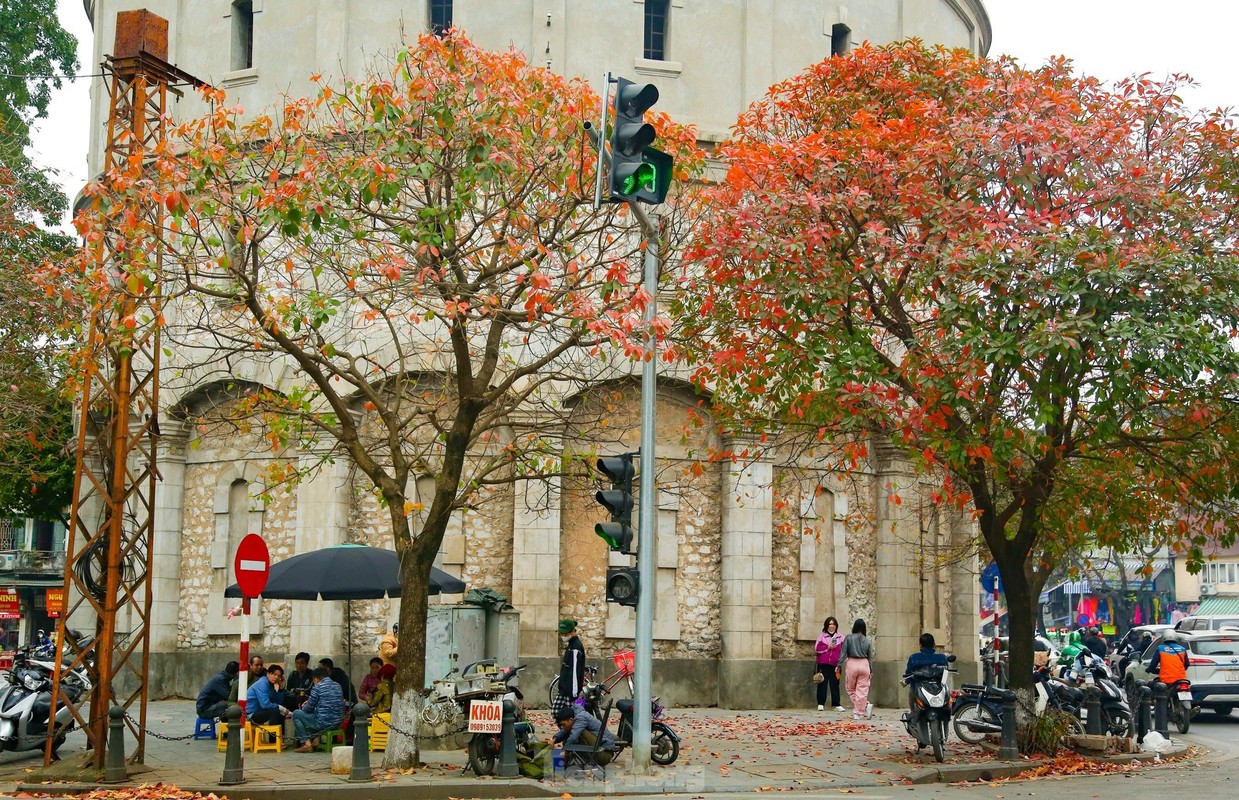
[837,618,874,721]
[814,616,844,711]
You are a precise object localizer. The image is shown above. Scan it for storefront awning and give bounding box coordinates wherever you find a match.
[1194,597,1239,615]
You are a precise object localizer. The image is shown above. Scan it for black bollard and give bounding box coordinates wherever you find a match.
[1152,682,1169,737]
[349,702,372,782]
[999,689,1018,760]
[499,699,518,778]
[1134,681,1151,744]
[1083,687,1103,735]
[220,704,245,786]
[102,705,126,783]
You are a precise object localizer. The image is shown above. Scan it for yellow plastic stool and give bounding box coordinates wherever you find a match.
[369,712,390,751]
[251,722,284,753]
[216,722,250,751]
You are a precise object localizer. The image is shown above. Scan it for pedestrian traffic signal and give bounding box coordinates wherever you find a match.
[595,454,635,555]
[606,566,639,608]
[609,77,673,205]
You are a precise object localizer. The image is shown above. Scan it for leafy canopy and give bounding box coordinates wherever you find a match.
[680,41,1239,688]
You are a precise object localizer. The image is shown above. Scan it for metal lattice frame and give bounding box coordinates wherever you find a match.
[47,51,200,769]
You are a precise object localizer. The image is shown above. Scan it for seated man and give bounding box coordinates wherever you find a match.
[230,655,265,703]
[319,658,357,705]
[903,632,950,713]
[370,664,395,714]
[196,661,239,720]
[552,704,618,766]
[247,664,291,726]
[285,652,315,708]
[358,657,383,703]
[293,668,346,751]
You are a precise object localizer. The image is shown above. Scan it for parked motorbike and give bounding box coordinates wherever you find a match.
[581,672,680,765]
[0,652,90,759]
[951,682,1007,745]
[1164,678,1195,734]
[460,663,537,776]
[900,654,957,763]
[1065,651,1131,736]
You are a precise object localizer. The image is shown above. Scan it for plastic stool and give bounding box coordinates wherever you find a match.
[316,728,346,752]
[217,721,249,751]
[252,722,284,753]
[194,717,217,740]
[369,712,390,751]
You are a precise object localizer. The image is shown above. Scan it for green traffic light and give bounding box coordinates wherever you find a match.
[621,162,658,195]
[595,522,620,548]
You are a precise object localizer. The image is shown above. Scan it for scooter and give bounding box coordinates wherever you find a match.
[1066,651,1131,736]
[461,663,537,776]
[581,672,681,765]
[0,654,90,759]
[1164,678,1196,734]
[900,654,956,763]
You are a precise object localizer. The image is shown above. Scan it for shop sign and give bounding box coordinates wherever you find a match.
[46,588,65,618]
[0,588,19,620]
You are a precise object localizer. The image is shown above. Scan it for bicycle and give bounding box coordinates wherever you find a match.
[547,650,635,708]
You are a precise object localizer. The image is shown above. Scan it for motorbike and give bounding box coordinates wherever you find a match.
[0,652,91,759]
[1164,678,1196,734]
[1034,665,1086,728]
[1065,651,1131,736]
[581,672,680,765]
[951,682,1008,745]
[900,654,957,763]
[459,662,538,776]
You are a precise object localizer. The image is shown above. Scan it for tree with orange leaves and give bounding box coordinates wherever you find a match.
[680,41,1239,702]
[71,33,700,766]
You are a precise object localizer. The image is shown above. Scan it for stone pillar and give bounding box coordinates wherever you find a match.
[150,422,189,652]
[948,504,982,684]
[718,444,772,705]
[290,450,350,655]
[872,441,921,706]
[511,434,563,658]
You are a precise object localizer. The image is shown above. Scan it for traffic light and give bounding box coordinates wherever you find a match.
[595,455,635,555]
[606,566,639,608]
[608,77,673,205]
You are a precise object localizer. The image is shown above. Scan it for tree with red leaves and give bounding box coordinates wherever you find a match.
[680,41,1239,699]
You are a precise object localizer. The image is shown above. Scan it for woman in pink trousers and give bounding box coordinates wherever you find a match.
[837,618,875,721]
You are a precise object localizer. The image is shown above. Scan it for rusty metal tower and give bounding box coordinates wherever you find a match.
[48,10,203,768]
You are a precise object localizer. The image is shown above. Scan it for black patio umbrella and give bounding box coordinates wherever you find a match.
[225,543,466,600]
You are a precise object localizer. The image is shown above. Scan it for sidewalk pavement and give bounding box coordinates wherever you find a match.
[0,700,1191,799]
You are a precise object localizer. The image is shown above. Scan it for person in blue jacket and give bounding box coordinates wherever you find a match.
[247,663,290,726]
[903,633,950,715]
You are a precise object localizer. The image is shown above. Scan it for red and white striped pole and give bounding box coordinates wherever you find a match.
[239,596,251,723]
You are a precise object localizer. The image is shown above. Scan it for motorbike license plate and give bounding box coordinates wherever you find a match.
[1178,691,1193,701]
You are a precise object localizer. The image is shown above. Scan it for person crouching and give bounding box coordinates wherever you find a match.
[293,667,346,752]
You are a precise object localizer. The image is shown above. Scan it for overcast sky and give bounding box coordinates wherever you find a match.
[29,0,1239,228]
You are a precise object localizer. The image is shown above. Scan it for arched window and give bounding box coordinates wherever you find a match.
[644,0,670,61]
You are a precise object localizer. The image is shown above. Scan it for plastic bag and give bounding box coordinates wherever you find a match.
[1141,731,1173,754]
[812,671,825,684]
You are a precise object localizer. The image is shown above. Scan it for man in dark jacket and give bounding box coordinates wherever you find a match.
[196,661,239,720]
[554,619,585,714]
[1083,628,1108,659]
[552,704,617,765]
[903,633,950,716]
[319,658,357,704]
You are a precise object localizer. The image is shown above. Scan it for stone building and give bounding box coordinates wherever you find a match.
[79,0,990,706]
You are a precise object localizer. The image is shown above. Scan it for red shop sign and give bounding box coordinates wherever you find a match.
[0,588,19,620]
[46,588,65,618]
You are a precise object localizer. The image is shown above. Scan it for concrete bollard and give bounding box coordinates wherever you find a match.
[1134,681,1152,743]
[1152,682,1169,737]
[999,690,1018,760]
[349,702,372,782]
[220,704,245,786]
[102,705,127,783]
[1083,687,1103,735]
[499,699,518,778]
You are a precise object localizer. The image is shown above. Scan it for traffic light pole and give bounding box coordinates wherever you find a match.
[584,113,660,774]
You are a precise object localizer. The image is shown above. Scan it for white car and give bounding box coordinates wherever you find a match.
[1125,630,1239,716]
[1175,615,1239,633]
[1107,624,1174,679]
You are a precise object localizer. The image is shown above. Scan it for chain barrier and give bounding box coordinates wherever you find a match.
[122,711,200,742]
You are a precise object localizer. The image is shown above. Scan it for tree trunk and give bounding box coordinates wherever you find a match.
[383,544,432,768]
[996,552,1036,697]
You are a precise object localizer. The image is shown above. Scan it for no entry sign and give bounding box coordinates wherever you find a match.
[234,533,270,598]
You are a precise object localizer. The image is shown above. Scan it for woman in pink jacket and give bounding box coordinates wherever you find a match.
[814,616,844,711]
